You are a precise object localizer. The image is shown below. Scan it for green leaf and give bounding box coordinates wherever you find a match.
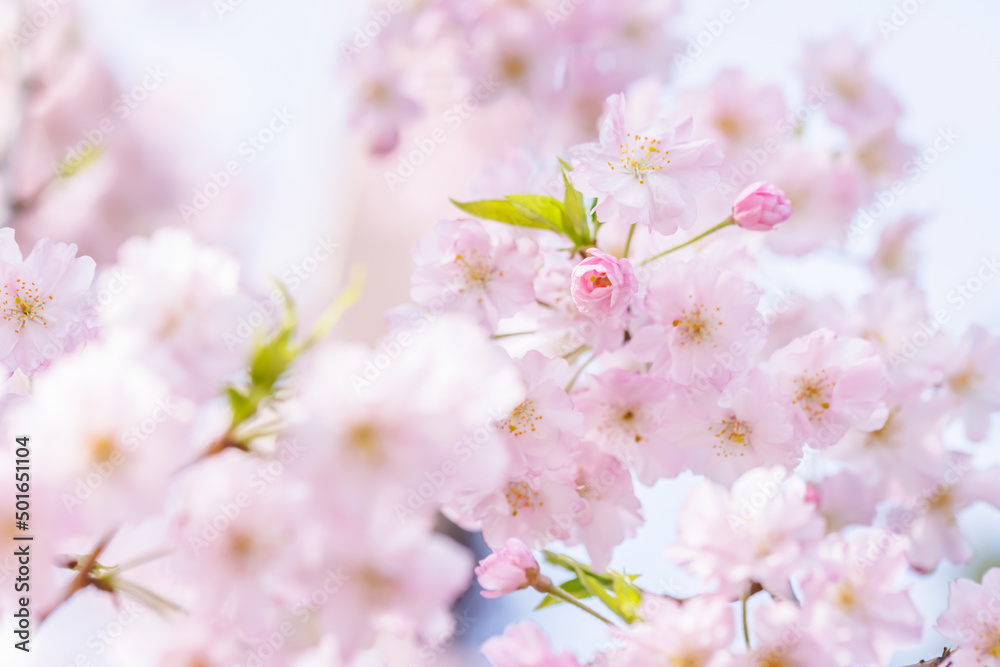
[504,194,568,229]
[612,572,643,623]
[561,167,590,244]
[535,578,593,609]
[451,199,555,231]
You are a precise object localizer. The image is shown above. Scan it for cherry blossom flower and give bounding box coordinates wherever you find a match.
[569,93,723,235]
[667,466,825,599]
[936,567,1000,667]
[799,530,923,666]
[96,228,250,399]
[476,538,541,598]
[765,329,889,449]
[731,182,793,231]
[670,369,798,485]
[885,452,1000,573]
[482,621,582,667]
[940,325,1000,442]
[411,219,539,332]
[749,601,839,667]
[0,228,96,376]
[570,248,637,319]
[563,443,643,570]
[640,258,765,388]
[573,368,678,485]
[606,595,735,667]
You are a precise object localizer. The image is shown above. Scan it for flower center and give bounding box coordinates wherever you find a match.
[831,580,860,613]
[710,417,752,458]
[91,435,118,465]
[865,409,898,448]
[671,303,719,346]
[669,652,701,667]
[792,369,835,422]
[347,423,382,464]
[2,278,52,333]
[454,252,491,290]
[975,626,1000,658]
[498,400,540,437]
[755,650,789,667]
[947,366,981,396]
[607,133,670,184]
[506,481,540,517]
[589,273,612,288]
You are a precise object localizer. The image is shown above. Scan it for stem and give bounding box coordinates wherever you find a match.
[491,331,537,339]
[622,223,636,259]
[544,583,617,626]
[741,592,751,648]
[565,352,596,393]
[40,530,116,625]
[638,218,735,267]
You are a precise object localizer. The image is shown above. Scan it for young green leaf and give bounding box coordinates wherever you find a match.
[451,198,555,231]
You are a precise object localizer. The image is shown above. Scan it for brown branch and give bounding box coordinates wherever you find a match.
[39,530,116,625]
[899,647,952,667]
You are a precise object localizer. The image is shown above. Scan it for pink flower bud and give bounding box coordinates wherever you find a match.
[475,539,540,598]
[570,248,637,319]
[732,182,793,231]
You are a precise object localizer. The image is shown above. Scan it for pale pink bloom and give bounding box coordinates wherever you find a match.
[806,470,880,533]
[670,369,797,486]
[674,68,788,158]
[799,530,923,666]
[563,444,643,570]
[569,94,723,235]
[482,621,582,667]
[940,325,1000,441]
[936,568,1000,667]
[869,215,923,280]
[642,258,765,387]
[800,33,903,140]
[885,453,1000,573]
[731,182,792,231]
[292,317,521,520]
[825,385,946,494]
[570,248,637,319]
[462,467,580,549]
[759,147,863,256]
[749,601,838,667]
[850,279,938,379]
[606,595,735,667]
[9,342,193,538]
[411,219,539,332]
[573,369,679,485]
[667,467,825,599]
[849,127,915,191]
[0,228,95,376]
[348,52,421,155]
[317,509,475,662]
[97,228,250,399]
[476,538,540,598]
[497,350,583,475]
[764,329,889,449]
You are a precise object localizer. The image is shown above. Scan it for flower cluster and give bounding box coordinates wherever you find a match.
[0,2,995,666]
